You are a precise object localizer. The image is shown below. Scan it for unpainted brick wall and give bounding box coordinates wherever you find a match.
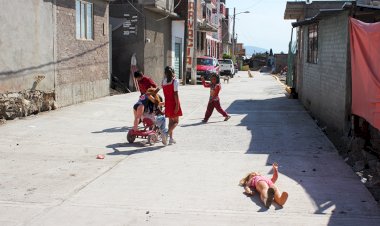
[300,11,350,134]
[55,0,110,107]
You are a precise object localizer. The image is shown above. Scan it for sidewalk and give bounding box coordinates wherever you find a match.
[0,71,379,226]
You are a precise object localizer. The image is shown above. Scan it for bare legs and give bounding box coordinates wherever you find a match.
[256,182,288,208]
[133,105,144,131]
[274,187,288,206]
[168,116,179,139]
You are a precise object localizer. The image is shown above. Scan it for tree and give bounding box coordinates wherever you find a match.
[269,48,273,56]
[223,53,232,59]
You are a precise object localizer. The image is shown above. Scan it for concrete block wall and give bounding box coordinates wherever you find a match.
[300,11,350,134]
[110,3,172,90]
[110,3,145,88]
[55,0,110,107]
[144,9,172,85]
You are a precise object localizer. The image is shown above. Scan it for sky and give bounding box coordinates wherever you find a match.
[225,0,295,53]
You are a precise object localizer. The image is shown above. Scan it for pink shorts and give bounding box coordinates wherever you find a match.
[251,176,274,189]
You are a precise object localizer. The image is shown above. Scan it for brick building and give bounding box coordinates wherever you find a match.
[0,0,110,120]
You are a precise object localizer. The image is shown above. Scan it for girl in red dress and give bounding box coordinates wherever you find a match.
[162,66,182,144]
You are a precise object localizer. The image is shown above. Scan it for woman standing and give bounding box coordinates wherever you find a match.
[162,66,182,145]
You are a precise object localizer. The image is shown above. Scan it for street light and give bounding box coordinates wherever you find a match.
[232,8,250,62]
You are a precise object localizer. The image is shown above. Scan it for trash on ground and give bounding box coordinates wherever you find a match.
[96,154,105,159]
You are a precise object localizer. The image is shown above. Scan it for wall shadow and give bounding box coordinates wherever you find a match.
[0,42,108,78]
[225,96,377,225]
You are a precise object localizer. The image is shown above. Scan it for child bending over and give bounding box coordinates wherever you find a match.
[133,88,161,131]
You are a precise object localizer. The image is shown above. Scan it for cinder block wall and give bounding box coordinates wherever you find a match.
[55,0,110,107]
[300,11,350,134]
[144,10,172,85]
[110,4,172,90]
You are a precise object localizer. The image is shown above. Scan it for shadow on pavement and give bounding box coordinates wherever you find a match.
[226,96,379,225]
[180,121,223,128]
[92,126,131,134]
[106,142,164,156]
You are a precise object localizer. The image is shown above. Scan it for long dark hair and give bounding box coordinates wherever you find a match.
[165,66,175,83]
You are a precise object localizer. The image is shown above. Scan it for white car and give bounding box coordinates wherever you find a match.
[218,59,235,77]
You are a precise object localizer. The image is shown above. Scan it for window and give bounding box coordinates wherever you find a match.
[197,32,201,49]
[76,0,93,40]
[201,33,205,50]
[197,58,213,66]
[307,24,318,64]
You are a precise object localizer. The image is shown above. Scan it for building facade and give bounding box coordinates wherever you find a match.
[110,0,176,90]
[0,0,110,120]
[222,7,232,56]
[284,0,380,135]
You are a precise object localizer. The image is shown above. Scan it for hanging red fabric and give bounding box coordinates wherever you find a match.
[350,18,380,130]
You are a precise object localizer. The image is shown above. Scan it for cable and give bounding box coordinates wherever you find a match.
[155,0,182,21]
[125,0,145,17]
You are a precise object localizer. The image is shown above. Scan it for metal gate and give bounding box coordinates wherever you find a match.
[174,42,182,79]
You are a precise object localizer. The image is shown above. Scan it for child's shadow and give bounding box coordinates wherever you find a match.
[248,194,284,212]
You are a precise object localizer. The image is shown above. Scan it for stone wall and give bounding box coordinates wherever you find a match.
[0,90,56,122]
[300,11,350,135]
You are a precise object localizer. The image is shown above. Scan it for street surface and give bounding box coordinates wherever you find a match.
[1,71,379,226]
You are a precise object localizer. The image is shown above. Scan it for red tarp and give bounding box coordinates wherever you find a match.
[350,18,380,130]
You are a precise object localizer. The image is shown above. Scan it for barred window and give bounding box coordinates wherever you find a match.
[307,24,318,64]
[76,0,93,40]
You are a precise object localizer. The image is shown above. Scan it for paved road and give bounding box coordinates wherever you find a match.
[1,71,379,226]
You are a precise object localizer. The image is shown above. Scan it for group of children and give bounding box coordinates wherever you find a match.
[132,67,182,145]
[132,69,230,144]
[131,69,288,208]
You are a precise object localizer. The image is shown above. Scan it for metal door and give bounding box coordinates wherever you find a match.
[174,42,182,79]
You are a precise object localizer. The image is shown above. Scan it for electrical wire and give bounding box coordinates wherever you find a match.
[125,0,145,17]
[156,0,182,21]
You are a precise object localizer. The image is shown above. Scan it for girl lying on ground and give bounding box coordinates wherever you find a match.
[239,163,289,208]
[133,87,161,131]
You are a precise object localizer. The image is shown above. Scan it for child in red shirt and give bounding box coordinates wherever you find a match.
[201,75,231,123]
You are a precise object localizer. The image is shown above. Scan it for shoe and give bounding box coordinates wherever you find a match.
[224,116,231,121]
[161,132,168,146]
[265,188,275,208]
[202,119,208,123]
[169,138,176,145]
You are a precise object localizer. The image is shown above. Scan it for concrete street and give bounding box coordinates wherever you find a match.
[1,71,379,226]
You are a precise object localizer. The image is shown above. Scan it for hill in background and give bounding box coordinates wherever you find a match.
[245,46,268,55]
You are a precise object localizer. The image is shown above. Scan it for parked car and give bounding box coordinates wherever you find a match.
[218,59,235,77]
[196,56,220,82]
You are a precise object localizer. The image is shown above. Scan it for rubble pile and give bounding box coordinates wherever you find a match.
[0,90,56,121]
[346,136,380,201]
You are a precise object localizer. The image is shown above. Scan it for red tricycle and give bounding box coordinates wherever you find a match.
[127,116,167,146]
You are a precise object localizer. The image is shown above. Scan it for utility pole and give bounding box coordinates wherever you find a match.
[192,0,198,85]
[232,7,236,62]
[183,0,197,85]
